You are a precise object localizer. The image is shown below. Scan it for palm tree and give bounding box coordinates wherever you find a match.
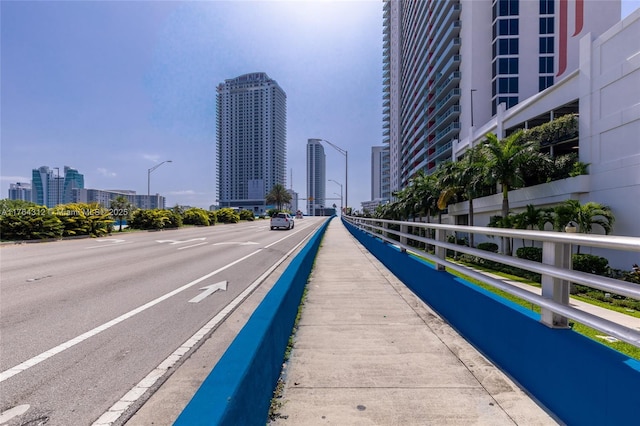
[437,146,486,247]
[554,200,615,253]
[110,196,133,232]
[512,204,546,247]
[266,184,292,212]
[410,170,439,223]
[482,131,551,255]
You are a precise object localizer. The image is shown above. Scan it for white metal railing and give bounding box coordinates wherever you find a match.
[343,216,640,348]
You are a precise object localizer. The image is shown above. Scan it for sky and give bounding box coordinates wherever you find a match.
[1,0,639,210]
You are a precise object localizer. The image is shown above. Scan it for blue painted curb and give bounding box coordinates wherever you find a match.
[174,217,332,426]
[343,218,640,425]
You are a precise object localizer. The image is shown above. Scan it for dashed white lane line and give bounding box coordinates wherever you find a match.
[177,242,208,250]
[92,227,314,426]
[0,249,262,383]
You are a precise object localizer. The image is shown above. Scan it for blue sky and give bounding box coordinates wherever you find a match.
[2,1,639,210]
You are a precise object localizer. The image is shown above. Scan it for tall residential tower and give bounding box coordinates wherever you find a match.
[382,0,620,194]
[216,72,287,214]
[306,139,326,216]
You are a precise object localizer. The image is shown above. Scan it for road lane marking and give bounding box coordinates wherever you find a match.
[188,281,228,303]
[211,241,259,246]
[156,238,206,245]
[0,405,30,424]
[177,242,208,250]
[0,249,262,383]
[92,227,315,426]
[85,242,133,250]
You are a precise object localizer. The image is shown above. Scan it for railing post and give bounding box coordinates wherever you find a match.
[435,229,446,271]
[541,240,571,328]
[400,223,408,253]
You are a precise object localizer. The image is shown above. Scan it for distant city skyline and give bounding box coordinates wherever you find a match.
[1,1,638,210]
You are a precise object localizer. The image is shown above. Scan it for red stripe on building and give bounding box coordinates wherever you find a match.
[574,0,584,35]
[557,0,568,77]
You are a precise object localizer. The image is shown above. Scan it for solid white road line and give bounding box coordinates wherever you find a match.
[92,226,316,426]
[0,249,261,383]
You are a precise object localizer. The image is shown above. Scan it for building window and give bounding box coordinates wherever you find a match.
[498,77,518,94]
[539,37,554,54]
[497,18,519,36]
[499,57,519,74]
[539,56,554,73]
[497,0,519,16]
[539,17,554,34]
[498,38,519,55]
[539,76,554,91]
[540,0,554,15]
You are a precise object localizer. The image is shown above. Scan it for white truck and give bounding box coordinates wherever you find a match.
[270,212,294,230]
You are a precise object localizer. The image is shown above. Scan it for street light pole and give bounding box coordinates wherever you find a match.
[54,167,60,207]
[317,139,348,214]
[147,160,172,209]
[470,88,477,128]
[329,179,343,215]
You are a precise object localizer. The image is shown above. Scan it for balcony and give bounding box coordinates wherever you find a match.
[434,121,460,145]
[434,88,460,114]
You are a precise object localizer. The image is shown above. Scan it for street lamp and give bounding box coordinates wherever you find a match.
[329,179,343,214]
[470,88,477,128]
[147,160,172,209]
[315,139,348,214]
[54,167,60,207]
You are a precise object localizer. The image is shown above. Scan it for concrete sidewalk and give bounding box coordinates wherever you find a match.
[272,219,558,425]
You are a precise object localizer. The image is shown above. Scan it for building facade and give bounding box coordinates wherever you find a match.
[216,72,287,215]
[370,145,389,201]
[450,6,639,268]
[8,182,32,201]
[62,166,84,205]
[75,188,165,209]
[306,139,326,216]
[31,166,85,208]
[382,0,620,194]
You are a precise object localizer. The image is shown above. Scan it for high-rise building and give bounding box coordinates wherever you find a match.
[370,145,389,201]
[30,166,85,207]
[306,139,326,216]
[63,166,84,204]
[216,72,287,215]
[382,0,620,194]
[8,182,32,201]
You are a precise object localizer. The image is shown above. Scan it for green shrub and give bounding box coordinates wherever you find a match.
[572,254,609,275]
[129,209,178,230]
[516,247,542,263]
[206,210,217,225]
[0,202,63,240]
[183,208,210,226]
[51,203,113,237]
[216,207,240,224]
[239,209,255,221]
[477,242,499,253]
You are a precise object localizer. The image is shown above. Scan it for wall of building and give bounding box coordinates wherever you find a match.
[449,9,640,269]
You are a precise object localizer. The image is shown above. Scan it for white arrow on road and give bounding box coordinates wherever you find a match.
[188,281,228,303]
[156,238,206,245]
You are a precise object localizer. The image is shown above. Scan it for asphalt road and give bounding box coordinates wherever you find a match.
[0,217,325,426]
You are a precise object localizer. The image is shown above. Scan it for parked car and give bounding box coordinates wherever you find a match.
[270,212,294,230]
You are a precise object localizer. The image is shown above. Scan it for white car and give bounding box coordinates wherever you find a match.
[270,212,294,230]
